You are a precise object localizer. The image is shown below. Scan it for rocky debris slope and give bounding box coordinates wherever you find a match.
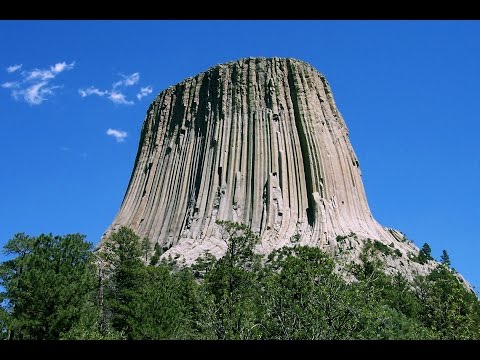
[103,57,435,280]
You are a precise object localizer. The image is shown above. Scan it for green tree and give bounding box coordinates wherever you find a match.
[191,250,216,279]
[416,264,480,339]
[141,237,150,263]
[0,299,8,340]
[347,240,434,339]
[60,299,122,340]
[417,242,433,264]
[383,273,422,320]
[258,245,355,339]
[440,250,451,267]
[2,224,479,340]
[129,264,184,339]
[202,221,261,339]
[149,243,163,266]
[100,226,146,339]
[0,233,95,339]
[173,268,216,339]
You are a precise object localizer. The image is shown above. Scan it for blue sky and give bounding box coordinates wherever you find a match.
[1,20,479,291]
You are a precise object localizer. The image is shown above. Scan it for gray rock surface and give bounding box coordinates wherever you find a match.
[103,57,434,280]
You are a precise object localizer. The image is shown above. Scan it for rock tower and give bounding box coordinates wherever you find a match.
[103,57,423,271]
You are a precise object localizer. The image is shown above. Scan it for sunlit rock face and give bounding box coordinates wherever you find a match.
[103,57,432,279]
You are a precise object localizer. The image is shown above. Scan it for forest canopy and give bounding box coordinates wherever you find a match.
[1,222,479,340]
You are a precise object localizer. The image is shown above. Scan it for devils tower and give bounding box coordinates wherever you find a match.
[103,57,430,277]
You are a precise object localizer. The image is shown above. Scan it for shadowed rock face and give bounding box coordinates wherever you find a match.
[103,57,428,275]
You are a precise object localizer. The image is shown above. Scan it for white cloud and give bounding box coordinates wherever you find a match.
[24,82,50,104]
[79,71,150,106]
[106,128,128,143]
[1,61,74,105]
[123,72,140,86]
[137,85,153,100]
[51,61,75,74]
[1,81,19,89]
[78,87,133,105]
[12,81,60,105]
[25,62,74,81]
[113,72,140,88]
[26,69,55,81]
[6,64,22,73]
[78,87,108,98]
[109,91,133,105]
[78,87,134,105]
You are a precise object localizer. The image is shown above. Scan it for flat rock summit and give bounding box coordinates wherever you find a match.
[103,57,435,279]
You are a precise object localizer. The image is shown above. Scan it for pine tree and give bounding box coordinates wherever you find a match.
[0,233,95,339]
[141,237,150,263]
[418,242,433,264]
[149,243,163,266]
[259,245,355,339]
[129,265,185,339]
[102,226,146,339]
[203,221,261,339]
[441,250,451,267]
[416,264,480,339]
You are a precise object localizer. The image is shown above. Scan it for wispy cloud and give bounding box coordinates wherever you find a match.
[13,81,60,105]
[79,72,151,105]
[109,91,133,105]
[79,87,133,105]
[2,61,74,105]
[25,62,75,81]
[6,64,22,73]
[137,85,153,100]
[78,87,108,98]
[26,69,55,81]
[113,72,140,88]
[1,81,19,89]
[106,128,128,143]
[51,62,74,74]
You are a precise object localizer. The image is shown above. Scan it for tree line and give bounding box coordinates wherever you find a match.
[1,221,479,340]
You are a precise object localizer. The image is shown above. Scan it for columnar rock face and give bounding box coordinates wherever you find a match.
[104,57,423,272]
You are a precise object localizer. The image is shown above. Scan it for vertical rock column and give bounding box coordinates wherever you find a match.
[103,57,395,263]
